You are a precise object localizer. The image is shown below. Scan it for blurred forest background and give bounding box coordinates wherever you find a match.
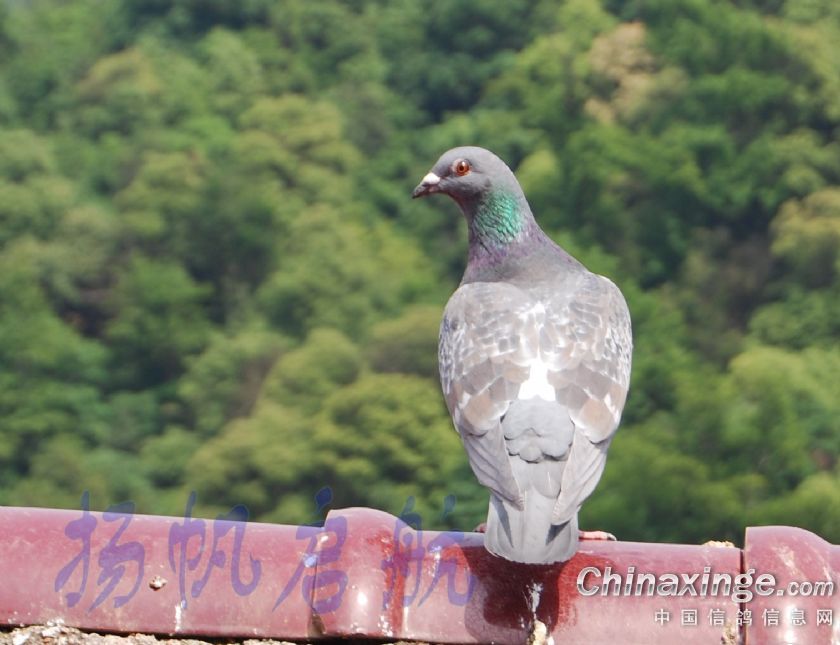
[0,0,839,545]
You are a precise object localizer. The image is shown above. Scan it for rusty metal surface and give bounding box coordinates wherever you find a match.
[743,525,839,644]
[0,504,835,643]
[0,504,312,637]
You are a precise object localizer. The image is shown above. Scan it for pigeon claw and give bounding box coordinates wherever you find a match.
[579,529,617,541]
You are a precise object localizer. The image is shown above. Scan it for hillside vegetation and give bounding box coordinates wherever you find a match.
[1,0,838,544]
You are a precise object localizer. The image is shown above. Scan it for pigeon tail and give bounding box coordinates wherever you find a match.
[484,399,577,563]
[484,489,579,564]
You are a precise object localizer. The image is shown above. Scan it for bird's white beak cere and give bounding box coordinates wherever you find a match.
[411,171,441,198]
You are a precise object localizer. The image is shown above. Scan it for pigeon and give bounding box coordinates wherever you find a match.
[412,146,632,564]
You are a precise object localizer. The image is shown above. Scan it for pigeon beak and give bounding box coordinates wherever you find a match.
[412,172,441,198]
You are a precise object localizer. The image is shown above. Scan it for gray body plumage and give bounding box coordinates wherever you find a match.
[414,147,632,564]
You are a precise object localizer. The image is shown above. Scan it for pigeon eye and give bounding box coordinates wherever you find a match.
[454,160,471,176]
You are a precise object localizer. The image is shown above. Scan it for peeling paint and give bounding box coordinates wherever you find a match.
[174,602,183,633]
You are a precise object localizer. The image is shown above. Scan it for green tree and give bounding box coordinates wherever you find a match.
[1,0,839,545]
[106,256,213,385]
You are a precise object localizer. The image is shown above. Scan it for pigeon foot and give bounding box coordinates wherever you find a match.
[579,529,617,541]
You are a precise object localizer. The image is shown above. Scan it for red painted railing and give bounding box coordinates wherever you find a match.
[0,505,837,643]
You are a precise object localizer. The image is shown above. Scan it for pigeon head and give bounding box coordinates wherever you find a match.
[413,146,536,247]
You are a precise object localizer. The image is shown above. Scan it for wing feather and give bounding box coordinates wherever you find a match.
[549,274,632,522]
[439,273,632,521]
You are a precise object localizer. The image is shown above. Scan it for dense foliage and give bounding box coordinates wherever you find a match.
[1,0,838,544]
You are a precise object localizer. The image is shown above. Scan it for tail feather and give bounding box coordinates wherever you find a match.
[484,490,579,564]
[486,399,579,563]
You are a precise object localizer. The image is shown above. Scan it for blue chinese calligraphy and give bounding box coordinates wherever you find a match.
[91,502,144,610]
[56,489,475,614]
[168,492,261,608]
[189,504,261,599]
[274,487,349,613]
[381,496,477,610]
[54,491,97,608]
[54,492,145,611]
[167,491,207,609]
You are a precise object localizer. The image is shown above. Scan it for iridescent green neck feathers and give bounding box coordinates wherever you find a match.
[470,190,525,246]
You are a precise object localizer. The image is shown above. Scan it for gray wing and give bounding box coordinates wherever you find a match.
[548,273,632,524]
[439,273,632,519]
[439,282,532,508]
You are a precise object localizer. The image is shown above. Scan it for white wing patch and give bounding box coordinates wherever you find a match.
[518,357,555,401]
[515,301,556,402]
